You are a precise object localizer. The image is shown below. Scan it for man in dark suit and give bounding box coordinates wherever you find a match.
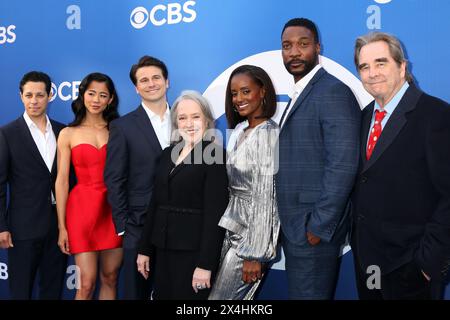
[351,32,450,300]
[276,18,361,299]
[104,56,171,299]
[0,71,67,299]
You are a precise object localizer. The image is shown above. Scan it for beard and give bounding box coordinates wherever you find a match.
[284,55,318,80]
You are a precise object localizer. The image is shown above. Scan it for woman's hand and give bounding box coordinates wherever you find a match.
[192,267,211,293]
[57,228,70,255]
[242,260,262,284]
[136,254,150,279]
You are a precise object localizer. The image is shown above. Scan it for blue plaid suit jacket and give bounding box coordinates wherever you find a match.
[276,68,361,245]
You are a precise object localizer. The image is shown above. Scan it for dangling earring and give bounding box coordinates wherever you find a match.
[233,105,239,113]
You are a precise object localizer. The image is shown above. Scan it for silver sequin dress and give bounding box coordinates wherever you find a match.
[209,119,280,300]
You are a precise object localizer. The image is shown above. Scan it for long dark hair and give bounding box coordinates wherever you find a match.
[225,65,277,129]
[69,72,119,128]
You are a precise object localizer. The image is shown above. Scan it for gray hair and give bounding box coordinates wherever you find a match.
[170,90,216,143]
[354,31,413,83]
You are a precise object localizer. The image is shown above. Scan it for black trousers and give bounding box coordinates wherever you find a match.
[121,248,152,300]
[353,252,445,300]
[8,222,66,300]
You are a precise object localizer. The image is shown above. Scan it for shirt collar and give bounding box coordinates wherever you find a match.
[373,81,409,116]
[142,101,170,121]
[23,112,51,132]
[289,64,322,99]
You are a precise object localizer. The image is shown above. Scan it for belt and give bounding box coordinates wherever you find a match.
[158,205,202,214]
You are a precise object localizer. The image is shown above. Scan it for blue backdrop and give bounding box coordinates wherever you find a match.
[1,0,449,299]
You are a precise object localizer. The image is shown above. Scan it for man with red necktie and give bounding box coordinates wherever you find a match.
[350,32,450,300]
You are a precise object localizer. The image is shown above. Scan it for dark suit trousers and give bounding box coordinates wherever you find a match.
[353,253,445,300]
[8,215,66,299]
[121,248,152,300]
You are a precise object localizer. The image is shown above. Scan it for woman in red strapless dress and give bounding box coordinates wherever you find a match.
[55,72,122,300]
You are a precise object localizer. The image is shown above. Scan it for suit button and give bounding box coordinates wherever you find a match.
[357,214,365,221]
[361,176,368,183]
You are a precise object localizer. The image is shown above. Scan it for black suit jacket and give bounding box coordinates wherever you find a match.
[0,116,65,240]
[104,105,165,248]
[138,140,229,272]
[351,84,450,281]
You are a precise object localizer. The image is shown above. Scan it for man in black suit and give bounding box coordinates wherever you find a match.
[351,32,450,299]
[0,71,67,299]
[105,56,171,299]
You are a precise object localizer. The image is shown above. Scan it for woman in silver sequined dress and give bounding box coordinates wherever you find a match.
[209,65,280,300]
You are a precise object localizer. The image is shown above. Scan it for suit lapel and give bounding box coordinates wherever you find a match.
[360,103,374,167]
[50,119,63,177]
[169,161,185,180]
[282,68,326,127]
[134,105,163,153]
[17,117,49,172]
[362,85,423,172]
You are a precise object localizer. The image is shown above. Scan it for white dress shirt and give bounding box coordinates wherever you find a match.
[141,102,171,149]
[23,112,56,203]
[280,64,322,128]
[366,82,409,146]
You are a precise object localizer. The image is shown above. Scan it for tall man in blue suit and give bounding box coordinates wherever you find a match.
[0,71,67,299]
[105,56,171,299]
[351,32,450,300]
[276,18,361,299]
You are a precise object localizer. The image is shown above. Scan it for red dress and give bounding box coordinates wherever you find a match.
[66,143,122,254]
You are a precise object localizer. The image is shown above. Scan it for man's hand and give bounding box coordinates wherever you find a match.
[242,260,262,284]
[0,231,13,249]
[136,254,150,279]
[306,231,321,246]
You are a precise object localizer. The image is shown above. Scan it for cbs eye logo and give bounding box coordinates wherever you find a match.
[130,7,149,29]
[0,24,16,45]
[130,1,197,29]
